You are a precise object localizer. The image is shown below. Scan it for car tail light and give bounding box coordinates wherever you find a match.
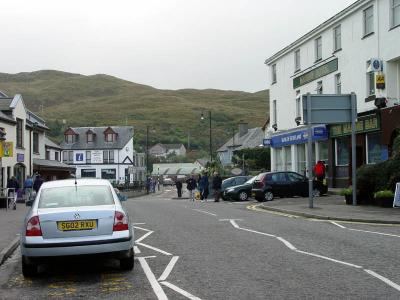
[113,211,129,231]
[26,216,42,237]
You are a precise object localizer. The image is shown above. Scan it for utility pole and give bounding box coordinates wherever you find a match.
[146,126,149,194]
[209,111,212,162]
[187,130,190,151]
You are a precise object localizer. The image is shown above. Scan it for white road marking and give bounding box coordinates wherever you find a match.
[134,226,153,232]
[132,222,146,225]
[158,256,179,281]
[364,269,400,292]
[330,221,346,229]
[134,246,141,254]
[192,209,218,217]
[138,257,168,300]
[136,242,172,256]
[220,219,243,222]
[161,281,202,300]
[226,219,400,292]
[295,250,362,269]
[276,237,297,251]
[135,231,154,243]
[135,255,156,259]
[348,228,400,238]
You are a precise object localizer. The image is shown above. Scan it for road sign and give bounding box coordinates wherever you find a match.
[394,183,400,208]
[303,93,358,208]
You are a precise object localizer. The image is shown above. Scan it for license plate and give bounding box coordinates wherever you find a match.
[252,192,256,197]
[57,220,97,231]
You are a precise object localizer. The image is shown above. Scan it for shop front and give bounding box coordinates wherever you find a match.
[269,125,329,177]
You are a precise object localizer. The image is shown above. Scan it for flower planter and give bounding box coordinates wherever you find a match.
[375,197,394,208]
[344,194,353,205]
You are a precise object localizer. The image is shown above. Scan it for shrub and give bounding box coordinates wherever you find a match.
[393,134,400,157]
[374,190,395,199]
[340,188,352,196]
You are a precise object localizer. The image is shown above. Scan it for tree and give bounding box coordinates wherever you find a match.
[232,148,270,173]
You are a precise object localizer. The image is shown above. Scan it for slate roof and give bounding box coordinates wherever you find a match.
[45,137,61,149]
[33,158,76,171]
[0,98,13,111]
[217,127,264,152]
[60,126,134,150]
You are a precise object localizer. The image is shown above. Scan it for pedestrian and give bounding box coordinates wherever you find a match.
[7,176,19,209]
[24,175,34,202]
[198,173,209,201]
[33,174,44,193]
[186,175,197,201]
[175,179,183,198]
[212,172,222,202]
[313,161,326,183]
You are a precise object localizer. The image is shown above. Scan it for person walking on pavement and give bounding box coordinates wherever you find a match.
[33,174,44,193]
[198,173,209,201]
[175,179,183,198]
[24,175,34,202]
[212,172,222,202]
[7,176,19,209]
[186,175,197,201]
[313,161,326,183]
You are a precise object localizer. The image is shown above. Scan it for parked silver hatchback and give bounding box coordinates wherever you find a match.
[20,179,134,277]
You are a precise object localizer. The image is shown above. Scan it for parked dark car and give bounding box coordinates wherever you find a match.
[251,171,328,202]
[223,176,256,201]
[221,176,253,200]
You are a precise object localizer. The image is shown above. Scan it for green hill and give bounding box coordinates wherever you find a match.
[0,70,269,156]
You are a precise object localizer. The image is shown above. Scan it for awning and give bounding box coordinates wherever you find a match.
[33,159,76,172]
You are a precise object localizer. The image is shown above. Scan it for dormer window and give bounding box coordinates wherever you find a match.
[87,133,93,142]
[65,134,75,144]
[106,133,115,142]
[104,127,117,142]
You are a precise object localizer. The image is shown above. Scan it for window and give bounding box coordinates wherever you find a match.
[271,64,277,84]
[81,169,96,178]
[103,150,108,164]
[101,169,116,180]
[63,151,68,162]
[367,133,383,164]
[392,0,400,27]
[318,141,329,165]
[335,73,342,94]
[55,152,59,161]
[103,150,114,164]
[287,172,304,182]
[276,148,283,171]
[87,133,93,143]
[45,150,50,160]
[333,25,341,51]
[295,90,301,120]
[109,150,114,163]
[33,132,39,153]
[106,133,114,142]
[65,134,74,144]
[284,146,292,171]
[86,151,91,164]
[294,49,301,72]
[68,151,73,162]
[315,37,322,61]
[272,100,277,125]
[16,118,23,148]
[363,6,374,36]
[271,173,286,182]
[336,138,349,166]
[317,81,323,94]
[297,144,306,175]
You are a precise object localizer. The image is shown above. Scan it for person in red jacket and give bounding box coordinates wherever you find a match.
[314,161,326,182]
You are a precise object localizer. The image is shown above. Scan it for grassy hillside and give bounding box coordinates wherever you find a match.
[0,70,269,155]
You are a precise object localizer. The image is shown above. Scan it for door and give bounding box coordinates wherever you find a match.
[269,173,288,197]
[287,172,308,196]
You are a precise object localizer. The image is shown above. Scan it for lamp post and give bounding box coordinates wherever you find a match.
[0,127,6,200]
[200,111,212,162]
[145,125,150,194]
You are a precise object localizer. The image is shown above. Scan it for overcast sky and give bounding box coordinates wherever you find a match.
[0,0,355,92]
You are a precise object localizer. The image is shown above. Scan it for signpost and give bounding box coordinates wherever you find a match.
[303,93,357,208]
[394,183,400,208]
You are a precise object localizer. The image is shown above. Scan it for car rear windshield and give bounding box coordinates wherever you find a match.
[38,185,115,209]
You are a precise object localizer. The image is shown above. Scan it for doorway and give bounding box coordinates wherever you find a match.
[14,163,26,188]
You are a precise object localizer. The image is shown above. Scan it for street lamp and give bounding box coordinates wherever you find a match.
[145,126,156,194]
[200,111,213,162]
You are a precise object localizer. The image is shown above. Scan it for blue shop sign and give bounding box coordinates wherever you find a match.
[270,126,328,148]
[263,138,272,147]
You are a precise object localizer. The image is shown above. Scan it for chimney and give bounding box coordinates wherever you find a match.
[238,121,248,137]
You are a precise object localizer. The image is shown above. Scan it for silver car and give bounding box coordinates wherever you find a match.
[21,179,134,277]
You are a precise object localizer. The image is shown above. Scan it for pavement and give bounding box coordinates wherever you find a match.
[0,190,400,299]
[260,194,400,224]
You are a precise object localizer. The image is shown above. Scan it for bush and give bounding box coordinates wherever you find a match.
[374,190,395,207]
[340,188,352,196]
[393,134,400,157]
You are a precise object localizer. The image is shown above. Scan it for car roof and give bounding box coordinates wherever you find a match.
[40,179,112,189]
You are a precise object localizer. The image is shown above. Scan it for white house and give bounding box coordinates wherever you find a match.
[61,126,146,183]
[149,143,187,158]
[265,0,400,187]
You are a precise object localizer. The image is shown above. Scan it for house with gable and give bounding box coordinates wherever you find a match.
[149,143,187,158]
[61,126,146,183]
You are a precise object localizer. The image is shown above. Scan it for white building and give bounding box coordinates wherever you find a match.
[265,0,400,187]
[149,143,187,158]
[61,126,146,183]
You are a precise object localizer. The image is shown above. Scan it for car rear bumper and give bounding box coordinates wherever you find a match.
[21,231,134,257]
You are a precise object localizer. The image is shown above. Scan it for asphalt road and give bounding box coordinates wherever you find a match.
[1,189,400,299]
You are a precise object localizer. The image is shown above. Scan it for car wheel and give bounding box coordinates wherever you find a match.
[238,191,248,201]
[22,257,37,277]
[120,250,134,271]
[264,191,274,202]
[312,188,321,198]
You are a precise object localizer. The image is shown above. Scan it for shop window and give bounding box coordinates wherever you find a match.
[297,144,306,175]
[336,138,350,166]
[318,141,329,165]
[367,133,385,164]
[276,148,284,171]
[101,169,116,180]
[284,146,292,171]
[81,169,96,178]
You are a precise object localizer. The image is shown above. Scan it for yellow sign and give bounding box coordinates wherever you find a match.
[375,74,385,89]
[0,142,13,158]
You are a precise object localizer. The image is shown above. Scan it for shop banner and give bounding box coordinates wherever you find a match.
[0,142,13,158]
[394,183,400,208]
[269,125,328,148]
